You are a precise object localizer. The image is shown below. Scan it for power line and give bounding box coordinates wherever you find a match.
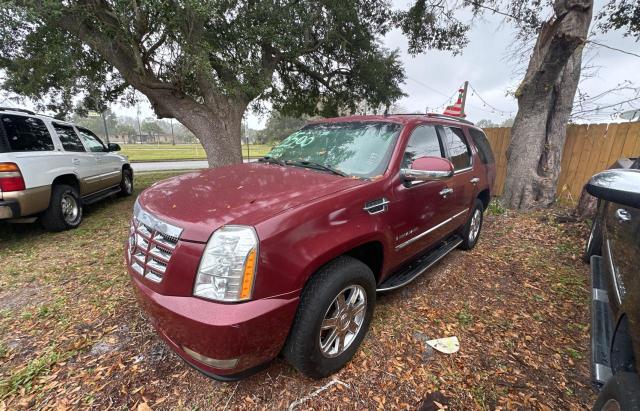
[587,40,640,59]
[406,77,451,98]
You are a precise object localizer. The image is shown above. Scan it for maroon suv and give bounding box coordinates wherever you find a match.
[126,114,496,380]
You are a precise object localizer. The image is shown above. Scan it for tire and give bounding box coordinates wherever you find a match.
[40,184,83,232]
[593,372,640,411]
[584,214,603,263]
[459,199,484,250]
[283,256,376,379]
[119,169,134,197]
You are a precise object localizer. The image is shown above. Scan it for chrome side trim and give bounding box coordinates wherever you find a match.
[363,198,390,215]
[605,240,623,305]
[379,237,463,291]
[453,166,472,175]
[593,288,609,303]
[395,208,468,250]
[401,168,453,181]
[84,170,121,183]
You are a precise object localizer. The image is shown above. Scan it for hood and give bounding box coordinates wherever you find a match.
[137,162,365,242]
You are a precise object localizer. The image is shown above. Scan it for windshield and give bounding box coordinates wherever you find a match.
[266,121,402,178]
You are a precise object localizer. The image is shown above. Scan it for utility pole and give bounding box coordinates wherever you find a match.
[170,119,176,145]
[245,122,250,161]
[136,102,142,144]
[101,111,110,144]
[461,80,469,118]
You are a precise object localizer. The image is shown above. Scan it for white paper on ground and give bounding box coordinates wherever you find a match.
[426,336,460,354]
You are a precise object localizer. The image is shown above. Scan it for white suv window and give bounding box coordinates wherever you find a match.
[53,123,86,152]
[1,115,55,152]
[77,128,106,153]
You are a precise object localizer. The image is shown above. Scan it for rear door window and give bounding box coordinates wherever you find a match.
[402,125,443,168]
[440,126,471,171]
[468,128,495,165]
[0,115,55,152]
[77,128,106,152]
[53,123,86,152]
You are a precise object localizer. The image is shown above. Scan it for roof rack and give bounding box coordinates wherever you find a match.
[383,112,474,125]
[425,113,475,125]
[0,107,36,115]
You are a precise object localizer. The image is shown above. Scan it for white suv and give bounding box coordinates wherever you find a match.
[0,107,133,231]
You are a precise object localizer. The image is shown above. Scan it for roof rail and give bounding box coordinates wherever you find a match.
[0,107,36,115]
[425,113,475,125]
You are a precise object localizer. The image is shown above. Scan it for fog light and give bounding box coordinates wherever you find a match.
[182,346,239,369]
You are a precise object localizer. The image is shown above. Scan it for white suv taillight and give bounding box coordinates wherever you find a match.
[0,163,25,192]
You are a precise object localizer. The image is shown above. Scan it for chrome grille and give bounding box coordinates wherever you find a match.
[128,204,182,283]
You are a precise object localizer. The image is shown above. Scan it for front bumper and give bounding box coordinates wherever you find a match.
[129,273,299,378]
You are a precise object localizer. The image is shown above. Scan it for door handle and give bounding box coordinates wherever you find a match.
[616,208,631,222]
[439,188,454,198]
[470,177,480,186]
[72,158,80,166]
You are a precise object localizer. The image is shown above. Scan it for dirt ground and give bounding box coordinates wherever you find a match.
[0,172,596,410]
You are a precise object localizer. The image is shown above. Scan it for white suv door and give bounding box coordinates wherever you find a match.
[75,127,122,189]
[51,122,104,195]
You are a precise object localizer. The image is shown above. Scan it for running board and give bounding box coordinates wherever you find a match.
[377,235,462,292]
[590,255,613,385]
[82,185,121,205]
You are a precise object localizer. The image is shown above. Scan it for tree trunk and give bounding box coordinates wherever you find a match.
[142,89,246,167]
[502,0,593,209]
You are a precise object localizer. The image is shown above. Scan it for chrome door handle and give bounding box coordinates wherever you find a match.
[616,208,631,222]
[439,188,454,198]
[470,177,480,185]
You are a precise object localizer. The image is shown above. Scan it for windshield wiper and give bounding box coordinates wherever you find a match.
[258,155,286,166]
[286,160,348,177]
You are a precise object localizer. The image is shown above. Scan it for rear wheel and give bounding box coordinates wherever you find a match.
[41,184,83,232]
[593,372,640,411]
[459,199,484,250]
[283,256,376,379]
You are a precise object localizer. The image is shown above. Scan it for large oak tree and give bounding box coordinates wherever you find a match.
[0,0,406,166]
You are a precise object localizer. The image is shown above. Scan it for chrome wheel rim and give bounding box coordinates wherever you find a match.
[319,285,367,358]
[124,175,133,193]
[61,194,79,224]
[469,209,482,242]
[601,399,621,411]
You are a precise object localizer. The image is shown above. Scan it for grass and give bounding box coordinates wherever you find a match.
[119,143,272,162]
[0,179,595,409]
[0,349,74,398]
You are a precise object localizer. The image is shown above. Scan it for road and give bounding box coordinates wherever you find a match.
[132,159,255,172]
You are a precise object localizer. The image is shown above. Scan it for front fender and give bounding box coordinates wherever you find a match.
[254,181,394,299]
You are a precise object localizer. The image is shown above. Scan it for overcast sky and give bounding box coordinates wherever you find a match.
[67,0,640,128]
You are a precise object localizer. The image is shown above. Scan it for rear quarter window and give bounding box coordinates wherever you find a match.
[0,114,55,152]
[468,128,495,165]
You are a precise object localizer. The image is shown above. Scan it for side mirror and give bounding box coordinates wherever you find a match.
[586,169,640,208]
[107,143,121,152]
[401,156,454,182]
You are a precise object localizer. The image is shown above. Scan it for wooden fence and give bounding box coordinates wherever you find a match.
[483,121,640,201]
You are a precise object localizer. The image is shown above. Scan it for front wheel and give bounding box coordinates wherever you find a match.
[593,372,640,411]
[459,199,484,250]
[283,256,376,379]
[119,169,134,197]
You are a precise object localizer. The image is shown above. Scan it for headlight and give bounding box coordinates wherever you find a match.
[194,226,258,302]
